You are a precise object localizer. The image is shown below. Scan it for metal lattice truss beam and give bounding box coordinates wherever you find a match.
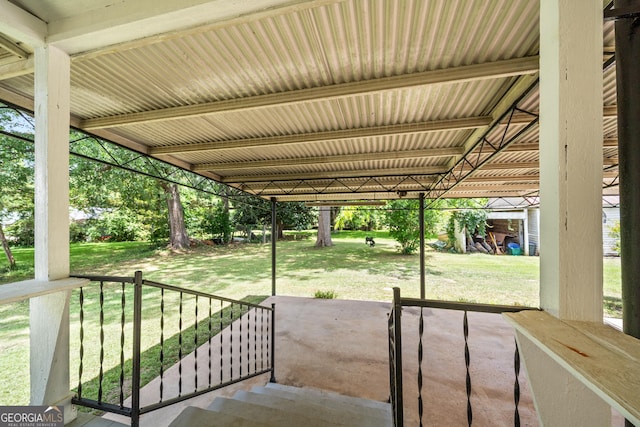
[0,103,252,201]
[424,77,541,205]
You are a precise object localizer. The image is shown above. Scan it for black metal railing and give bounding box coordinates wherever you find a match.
[388,287,539,427]
[388,287,404,427]
[71,271,275,426]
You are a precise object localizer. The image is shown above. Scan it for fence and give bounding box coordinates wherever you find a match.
[388,287,539,426]
[71,271,275,426]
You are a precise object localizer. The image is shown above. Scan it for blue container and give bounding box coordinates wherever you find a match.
[507,242,521,255]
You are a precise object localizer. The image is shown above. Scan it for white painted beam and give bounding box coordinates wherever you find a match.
[80,56,539,130]
[0,55,34,81]
[0,34,30,58]
[0,0,47,48]
[151,117,492,155]
[194,147,463,172]
[49,0,341,55]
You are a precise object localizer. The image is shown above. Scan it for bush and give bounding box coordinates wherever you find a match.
[69,221,88,243]
[5,217,34,247]
[610,220,620,255]
[85,210,140,242]
[446,209,488,247]
[384,200,421,255]
[314,290,337,299]
[207,201,232,243]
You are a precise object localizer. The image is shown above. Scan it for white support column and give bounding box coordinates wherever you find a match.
[34,45,70,282]
[30,45,75,422]
[539,0,603,322]
[516,1,609,425]
[523,208,530,256]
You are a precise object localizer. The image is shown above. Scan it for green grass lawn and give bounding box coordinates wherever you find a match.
[0,231,622,406]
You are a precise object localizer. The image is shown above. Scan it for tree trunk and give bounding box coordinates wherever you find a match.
[0,223,16,269]
[222,190,230,243]
[315,207,333,247]
[160,182,190,250]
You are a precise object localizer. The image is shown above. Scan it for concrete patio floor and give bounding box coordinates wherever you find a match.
[104,296,540,426]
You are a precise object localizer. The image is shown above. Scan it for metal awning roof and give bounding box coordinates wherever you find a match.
[0,0,618,202]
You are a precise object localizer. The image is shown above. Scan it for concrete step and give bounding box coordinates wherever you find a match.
[262,382,391,414]
[251,385,391,422]
[233,390,389,426]
[168,406,272,427]
[169,383,392,427]
[209,396,349,426]
[65,412,128,427]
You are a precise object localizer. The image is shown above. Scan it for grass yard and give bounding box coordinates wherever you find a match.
[0,231,622,406]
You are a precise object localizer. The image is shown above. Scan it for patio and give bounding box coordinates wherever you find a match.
[99,296,538,426]
[1,0,640,425]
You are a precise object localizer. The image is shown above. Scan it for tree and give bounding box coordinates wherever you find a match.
[232,199,315,240]
[277,202,316,238]
[334,206,384,230]
[384,199,445,255]
[0,111,35,268]
[315,207,333,247]
[445,199,489,248]
[160,182,190,249]
[70,136,189,247]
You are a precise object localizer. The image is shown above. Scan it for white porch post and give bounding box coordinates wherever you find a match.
[514,0,609,425]
[523,208,530,256]
[539,0,603,321]
[30,44,74,421]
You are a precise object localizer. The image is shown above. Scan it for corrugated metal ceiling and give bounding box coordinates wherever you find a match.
[0,0,618,202]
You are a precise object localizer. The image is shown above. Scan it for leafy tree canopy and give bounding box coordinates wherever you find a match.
[384,199,444,255]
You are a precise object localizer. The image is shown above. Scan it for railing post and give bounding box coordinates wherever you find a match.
[419,193,425,299]
[270,303,276,383]
[390,287,403,427]
[271,197,277,297]
[131,271,143,426]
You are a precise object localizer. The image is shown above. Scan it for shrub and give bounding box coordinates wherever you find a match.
[5,216,34,247]
[314,290,337,299]
[609,220,620,255]
[384,200,421,255]
[69,221,88,243]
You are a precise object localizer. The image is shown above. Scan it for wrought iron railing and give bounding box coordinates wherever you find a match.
[71,271,275,426]
[388,287,539,427]
[388,287,404,427]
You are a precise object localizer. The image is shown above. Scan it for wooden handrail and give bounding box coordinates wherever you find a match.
[504,310,640,425]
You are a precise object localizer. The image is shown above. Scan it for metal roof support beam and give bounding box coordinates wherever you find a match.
[424,81,541,203]
[80,56,539,130]
[150,116,492,155]
[222,167,446,183]
[193,147,463,172]
[503,138,618,152]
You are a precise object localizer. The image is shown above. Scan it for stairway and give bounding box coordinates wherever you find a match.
[169,383,392,426]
